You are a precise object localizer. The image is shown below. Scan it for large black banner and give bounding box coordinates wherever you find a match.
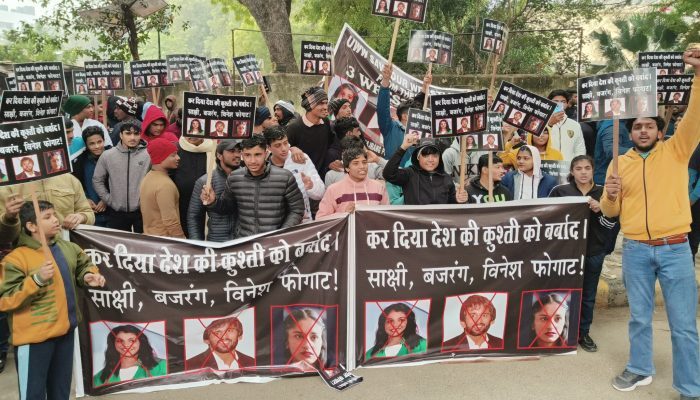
[353,198,588,368]
[13,62,66,92]
[71,217,349,395]
[431,90,488,138]
[1,91,62,122]
[577,68,657,122]
[638,52,686,75]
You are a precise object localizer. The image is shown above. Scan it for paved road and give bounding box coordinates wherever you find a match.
[0,307,696,400]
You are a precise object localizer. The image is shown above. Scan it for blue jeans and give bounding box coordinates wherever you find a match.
[622,239,700,397]
[580,253,606,336]
[0,312,8,354]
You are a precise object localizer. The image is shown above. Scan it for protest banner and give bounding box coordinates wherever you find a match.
[182,91,256,140]
[371,0,427,23]
[84,61,125,91]
[352,198,588,368]
[70,217,350,396]
[431,90,488,139]
[638,52,686,75]
[1,91,62,122]
[481,19,507,56]
[657,75,693,106]
[407,30,453,66]
[188,59,213,93]
[130,59,172,89]
[405,108,432,140]
[0,116,70,187]
[332,24,462,155]
[540,160,569,185]
[5,76,17,91]
[13,62,66,92]
[301,41,333,76]
[72,70,90,95]
[206,58,233,89]
[167,54,206,83]
[233,54,264,87]
[492,82,556,137]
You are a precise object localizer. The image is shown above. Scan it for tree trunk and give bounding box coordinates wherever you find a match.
[238,0,297,73]
[122,6,140,60]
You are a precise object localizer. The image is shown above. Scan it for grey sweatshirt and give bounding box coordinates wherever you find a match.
[92,141,151,212]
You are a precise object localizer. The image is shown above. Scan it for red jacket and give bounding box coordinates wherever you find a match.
[141,106,178,144]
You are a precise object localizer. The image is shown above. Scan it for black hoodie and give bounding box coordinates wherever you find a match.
[383,145,456,205]
[466,176,512,204]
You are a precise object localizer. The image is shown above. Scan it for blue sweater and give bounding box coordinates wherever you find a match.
[593,119,632,185]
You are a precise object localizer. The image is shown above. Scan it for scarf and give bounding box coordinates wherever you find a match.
[178,136,217,175]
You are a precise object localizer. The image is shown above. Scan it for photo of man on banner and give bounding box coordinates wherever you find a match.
[184,309,256,371]
[442,293,507,352]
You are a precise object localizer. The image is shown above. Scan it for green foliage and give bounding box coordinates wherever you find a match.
[0,22,80,64]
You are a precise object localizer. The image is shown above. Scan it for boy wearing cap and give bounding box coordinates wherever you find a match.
[109,97,142,145]
[140,138,184,238]
[252,106,279,134]
[62,95,113,161]
[286,87,335,179]
[273,100,297,127]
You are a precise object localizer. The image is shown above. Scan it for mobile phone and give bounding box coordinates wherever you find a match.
[554,103,564,113]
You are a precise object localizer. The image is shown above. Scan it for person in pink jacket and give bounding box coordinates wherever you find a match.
[316,147,389,217]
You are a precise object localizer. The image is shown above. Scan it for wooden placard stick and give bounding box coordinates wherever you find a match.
[422,62,433,110]
[612,117,620,175]
[661,106,673,140]
[488,151,494,200]
[324,75,330,92]
[458,137,467,192]
[259,83,269,107]
[29,183,52,260]
[151,87,159,106]
[101,91,108,127]
[387,19,401,64]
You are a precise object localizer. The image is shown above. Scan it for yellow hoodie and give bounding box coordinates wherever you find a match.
[601,77,700,240]
[499,130,564,168]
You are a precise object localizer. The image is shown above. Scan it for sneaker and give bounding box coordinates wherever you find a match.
[578,334,598,352]
[612,370,652,392]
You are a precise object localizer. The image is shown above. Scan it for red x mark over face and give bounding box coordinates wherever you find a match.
[195,311,244,370]
[451,293,497,349]
[528,291,571,348]
[375,301,419,353]
[101,321,152,383]
[285,306,326,369]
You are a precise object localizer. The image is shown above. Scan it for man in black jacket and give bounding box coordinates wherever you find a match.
[200,135,304,239]
[383,132,467,205]
[466,154,512,204]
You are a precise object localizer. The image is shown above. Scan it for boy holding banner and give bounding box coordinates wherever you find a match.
[602,48,700,399]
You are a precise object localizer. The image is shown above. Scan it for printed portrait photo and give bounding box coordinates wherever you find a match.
[604,97,626,118]
[495,40,503,54]
[183,308,256,371]
[482,133,500,150]
[669,92,684,104]
[222,72,232,86]
[18,81,29,91]
[147,75,159,87]
[435,118,453,136]
[12,154,41,181]
[524,115,544,135]
[473,112,485,131]
[254,70,263,83]
[271,305,339,372]
[439,50,451,66]
[482,37,494,51]
[184,69,191,81]
[87,78,96,90]
[302,59,317,74]
[132,76,145,88]
[210,74,221,89]
[233,120,249,139]
[209,120,229,138]
[409,3,423,21]
[425,48,439,63]
[90,320,168,387]
[506,108,526,127]
[631,93,654,115]
[318,61,332,76]
[243,72,254,86]
[409,46,423,62]
[442,293,508,352]
[160,73,170,86]
[186,118,205,136]
[97,77,109,90]
[110,76,123,90]
[671,68,685,74]
[580,101,598,119]
[0,159,8,183]
[365,299,430,360]
[31,81,44,91]
[456,116,471,134]
[492,101,508,115]
[392,1,408,17]
[170,69,182,82]
[657,68,668,76]
[464,134,478,150]
[43,149,67,175]
[195,80,208,92]
[657,92,666,104]
[47,80,61,91]
[76,83,88,94]
[517,290,582,350]
[374,0,389,14]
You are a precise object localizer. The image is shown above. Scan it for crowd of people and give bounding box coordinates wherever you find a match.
[0,49,698,400]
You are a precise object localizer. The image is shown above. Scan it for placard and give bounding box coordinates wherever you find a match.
[491,82,556,136]
[188,59,213,93]
[371,0,428,23]
[540,160,569,185]
[1,91,63,122]
[0,116,70,186]
[233,54,263,87]
[405,108,432,140]
[166,54,206,83]
[84,61,125,91]
[638,52,686,75]
[13,62,66,92]
[206,58,233,88]
[301,41,333,76]
[130,59,172,89]
[408,30,454,66]
[72,70,90,94]
[431,89,488,138]
[657,75,693,105]
[577,68,657,123]
[182,92,256,139]
[480,19,507,55]
[5,76,17,91]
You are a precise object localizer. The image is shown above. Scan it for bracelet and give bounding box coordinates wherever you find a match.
[32,273,47,287]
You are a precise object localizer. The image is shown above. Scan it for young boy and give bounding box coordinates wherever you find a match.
[0,200,105,400]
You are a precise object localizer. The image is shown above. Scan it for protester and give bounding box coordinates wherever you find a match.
[603,49,700,398]
[324,136,386,187]
[549,155,616,352]
[252,106,279,135]
[93,122,150,233]
[165,108,183,138]
[329,98,353,120]
[0,200,105,400]
[501,145,558,199]
[466,154,512,203]
[547,90,586,161]
[140,105,178,144]
[73,126,112,227]
[63,95,114,161]
[326,116,362,170]
[383,133,468,205]
[173,136,215,238]
[188,141,241,241]
[593,119,632,185]
[165,95,178,123]
[109,97,141,145]
[286,87,335,178]
[140,138,184,238]
[688,142,700,258]
[265,126,325,222]
[273,100,297,126]
[317,147,389,217]
[443,137,486,185]
[201,135,305,238]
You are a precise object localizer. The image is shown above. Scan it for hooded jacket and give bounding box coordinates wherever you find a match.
[317,174,389,218]
[274,100,297,126]
[383,145,457,205]
[547,116,586,161]
[500,133,564,168]
[165,95,178,123]
[466,176,513,204]
[443,138,486,185]
[73,144,113,226]
[501,145,558,199]
[187,165,236,242]
[0,232,99,345]
[140,106,179,144]
[92,140,151,212]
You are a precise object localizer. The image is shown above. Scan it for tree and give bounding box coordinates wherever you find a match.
[0,23,80,64]
[214,0,297,72]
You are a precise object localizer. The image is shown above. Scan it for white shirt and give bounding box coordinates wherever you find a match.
[466,334,490,349]
[70,118,114,160]
[119,365,139,381]
[548,117,586,162]
[383,343,403,357]
[281,152,326,222]
[212,352,240,370]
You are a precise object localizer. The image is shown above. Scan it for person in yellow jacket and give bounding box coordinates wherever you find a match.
[500,129,564,169]
[602,48,700,398]
[0,200,105,400]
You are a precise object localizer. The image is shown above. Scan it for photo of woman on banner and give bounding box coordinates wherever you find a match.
[493,101,508,115]
[44,149,67,174]
[171,70,182,82]
[365,300,429,360]
[331,82,360,112]
[91,322,168,387]
[233,120,249,138]
[222,72,232,86]
[254,70,263,83]
[243,72,254,86]
[195,80,208,92]
[440,50,451,65]
[442,293,507,352]
[581,101,598,119]
[375,0,389,14]
[518,290,581,350]
[483,37,494,51]
[465,134,477,149]
[631,93,653,115]
[111,77,123,90]
[474,112,485,131]
[657,68,668,75]
[495,40,503,54]
[525,116,543,134]
[0,160,8,183]
[409,47,423,62]
[77,83,87,94]
[272,305,338,372]
[436,118,452,135]
[303,60,316,74]
[210,74,221,89]
[133,76,145,88]
[409,3,423,21]
[187,118,205,136]
[19,81,29,91]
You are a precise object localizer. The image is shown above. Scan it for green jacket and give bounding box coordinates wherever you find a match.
[365,337,427,359]
[93,359,167,387]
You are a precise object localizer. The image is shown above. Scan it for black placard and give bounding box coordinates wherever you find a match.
[657,75,693,105]
[431,89,488,138]
[206,58,233,88]
[0,116,70,186]
[166,54,206,83]
[540,160,569,185]
[406,108,432,140]
[233,54,263,87]
[5,77,17,91]
[408,30,453,66]
[1,91,62,122]
[638,52,686,75]
[182,92,256,139]
[318,364,363,391]
[84,61,125,91]
[371,0,428,23]
[480,19,507,55]
[72,70,90,94]
[301,41,333,76]
[491,82,556,136]
[13,62,66,93]
[577,68,657,122]
[188,60,213,93]
[130,59,173,89]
